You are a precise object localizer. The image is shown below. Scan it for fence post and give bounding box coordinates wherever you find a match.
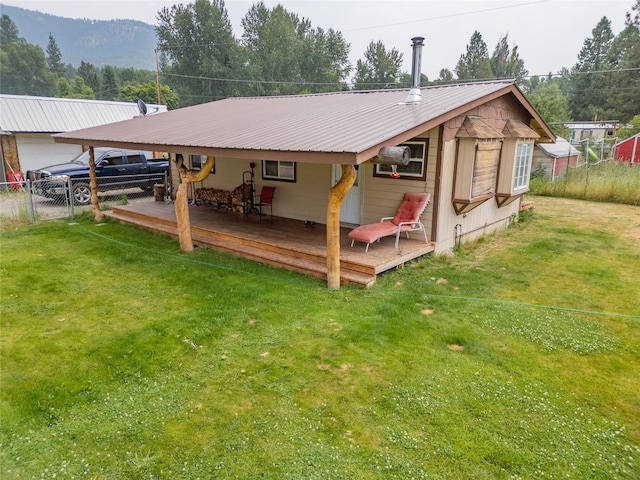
[26,179,35,224]
[68,176,75,220]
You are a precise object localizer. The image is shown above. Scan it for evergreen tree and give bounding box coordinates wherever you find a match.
[46,33,65,78]
[353,40,403,90]
[0,17,54,96]
[568,17,615,120]
[606,2,640,124]
[455,31,492,80]
[101,65,120,100]
[0,14,21,46]
[77,61,101,95]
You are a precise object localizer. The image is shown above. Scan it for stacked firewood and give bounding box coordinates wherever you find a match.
[195,183,253,212]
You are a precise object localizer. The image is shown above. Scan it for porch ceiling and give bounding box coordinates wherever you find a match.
[53,80,552,165]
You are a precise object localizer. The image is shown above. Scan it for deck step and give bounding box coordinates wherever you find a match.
[105,209,376,288]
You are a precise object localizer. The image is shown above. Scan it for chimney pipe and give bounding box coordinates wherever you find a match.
[404,36,425,104]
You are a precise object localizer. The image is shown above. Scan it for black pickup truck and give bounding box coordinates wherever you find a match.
[27,147,169,205]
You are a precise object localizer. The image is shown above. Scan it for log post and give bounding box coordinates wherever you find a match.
[174,155,215,252]
[88,147,104,222]
[326,164,357,289]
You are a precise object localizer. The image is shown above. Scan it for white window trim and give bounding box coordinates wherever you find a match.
[374,141,427,179]
[513,142,533,191]
[262,160,296,182]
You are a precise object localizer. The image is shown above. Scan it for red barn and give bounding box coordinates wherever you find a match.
[612,133,640,164]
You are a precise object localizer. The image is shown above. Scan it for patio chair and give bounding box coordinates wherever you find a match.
[348,192,431,252]
[254,186,275,219]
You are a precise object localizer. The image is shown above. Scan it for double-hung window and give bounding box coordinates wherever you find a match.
[513,143,533,191]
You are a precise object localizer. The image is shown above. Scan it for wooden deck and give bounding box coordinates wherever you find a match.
[105,201,435,287]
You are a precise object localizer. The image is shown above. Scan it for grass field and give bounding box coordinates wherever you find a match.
[1,196,639,479]
[530,160,640,205]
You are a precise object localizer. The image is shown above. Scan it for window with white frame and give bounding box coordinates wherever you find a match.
[513,142,533,190]
[374,140,427,180]
[262,160,296,182]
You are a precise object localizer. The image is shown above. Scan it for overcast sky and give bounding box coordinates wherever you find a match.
[2,0,635,79]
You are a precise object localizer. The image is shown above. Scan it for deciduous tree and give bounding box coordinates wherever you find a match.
[157,0,242,105]
[491,34,528,83]
[353,40,403,90]
[118,81,179,110]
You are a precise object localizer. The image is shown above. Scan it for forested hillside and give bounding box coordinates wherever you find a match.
[0,3,156,69]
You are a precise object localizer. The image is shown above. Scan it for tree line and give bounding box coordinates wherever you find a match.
[1,0,638,137]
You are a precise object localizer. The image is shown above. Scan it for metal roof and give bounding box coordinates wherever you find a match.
[0,94,167,134]
[536,137,580,158]
[53,80,554,165]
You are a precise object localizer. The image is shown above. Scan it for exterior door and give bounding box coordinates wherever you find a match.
[332,164,362,224]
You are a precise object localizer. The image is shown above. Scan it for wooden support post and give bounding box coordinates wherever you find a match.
[174,155,215,252]
[326,164,357,289]
[88,147,104,222]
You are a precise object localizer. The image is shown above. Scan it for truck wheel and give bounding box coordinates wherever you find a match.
[72,183,92,205]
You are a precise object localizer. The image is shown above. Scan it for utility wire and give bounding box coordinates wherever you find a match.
[75,222,640,320]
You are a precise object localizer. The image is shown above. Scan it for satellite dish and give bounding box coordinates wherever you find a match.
[137,99,148,116]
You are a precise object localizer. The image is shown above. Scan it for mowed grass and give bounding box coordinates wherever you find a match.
[1,196,639,479]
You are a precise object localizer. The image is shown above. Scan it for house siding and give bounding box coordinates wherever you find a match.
[190,157,331,223]
[435,95,529,254]
[358,128,438,242]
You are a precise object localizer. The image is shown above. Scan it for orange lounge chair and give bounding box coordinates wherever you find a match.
[348,192,431,252]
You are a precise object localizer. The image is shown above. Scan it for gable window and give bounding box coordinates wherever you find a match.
[262,160,296,182]
[374,140,427,180]
[513,142,533,190]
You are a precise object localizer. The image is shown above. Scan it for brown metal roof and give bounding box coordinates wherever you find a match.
[53,80,554,164]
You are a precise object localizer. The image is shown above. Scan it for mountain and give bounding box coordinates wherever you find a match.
[0,3,157,70]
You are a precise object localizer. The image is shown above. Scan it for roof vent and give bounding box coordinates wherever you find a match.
[404,36,425,104]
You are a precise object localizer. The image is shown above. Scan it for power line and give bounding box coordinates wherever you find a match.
[342,0,551,32]
[161,67,640,89]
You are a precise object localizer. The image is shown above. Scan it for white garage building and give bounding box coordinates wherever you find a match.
[0,94,167,181]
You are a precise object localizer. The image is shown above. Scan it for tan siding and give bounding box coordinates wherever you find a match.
[436,96,531,253]
[195,157,330,222]
[359,128,438,242]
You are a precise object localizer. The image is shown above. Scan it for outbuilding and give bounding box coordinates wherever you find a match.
[532,137,581,180]
[0,94,167,182]
[612,133,640,164]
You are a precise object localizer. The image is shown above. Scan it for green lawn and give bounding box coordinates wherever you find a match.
[1,196,639,479]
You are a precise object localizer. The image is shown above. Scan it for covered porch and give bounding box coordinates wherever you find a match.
[105,201,435,288]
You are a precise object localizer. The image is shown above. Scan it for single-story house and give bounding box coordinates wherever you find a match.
[52,43,555,288]
[532,137,581,180]
[560,121,619,143]
[612,133,640,164]
[0,94,167,182]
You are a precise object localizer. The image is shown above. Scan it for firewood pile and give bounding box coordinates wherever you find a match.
[195,183,253,213]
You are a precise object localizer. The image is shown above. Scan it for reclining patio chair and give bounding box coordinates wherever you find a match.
[348,192,431,252]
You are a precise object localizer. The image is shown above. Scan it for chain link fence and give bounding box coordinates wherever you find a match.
[0,174,168,227]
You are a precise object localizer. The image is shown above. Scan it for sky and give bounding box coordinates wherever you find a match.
[1,0,635,79]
